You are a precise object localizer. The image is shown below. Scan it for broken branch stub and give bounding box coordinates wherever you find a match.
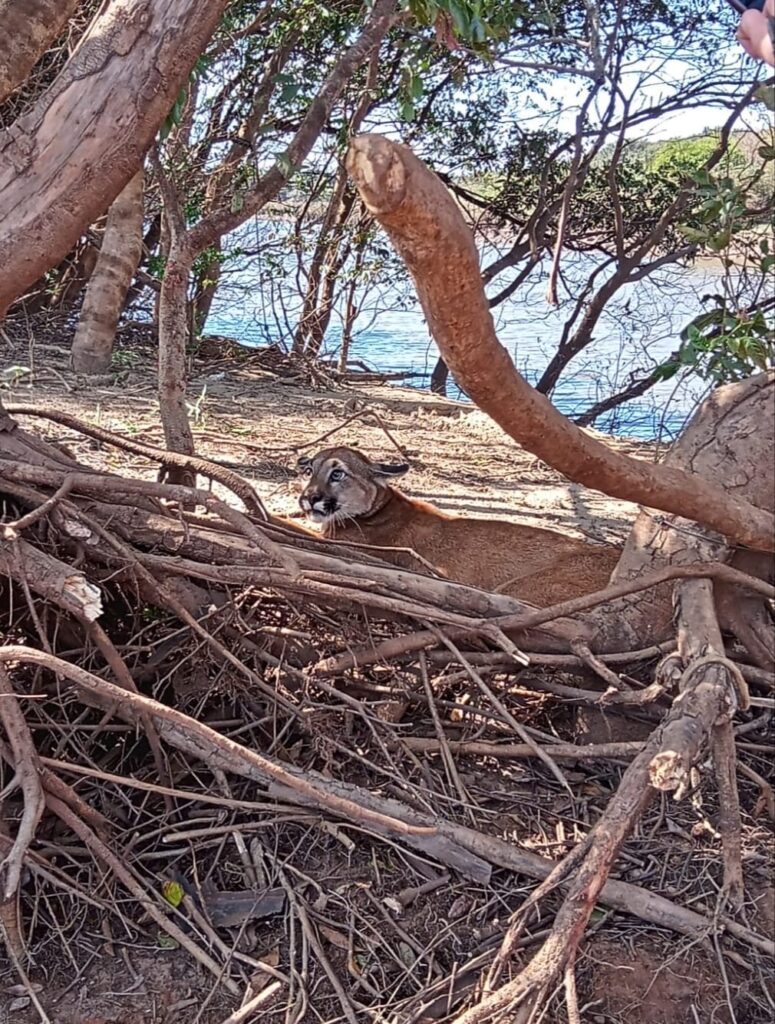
[345,134,775,553]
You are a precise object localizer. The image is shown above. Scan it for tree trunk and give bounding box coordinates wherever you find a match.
[293,48,380,358]
[192,248,222,332]
[123,212,162,311]
[430,355,449,396]
[338,243,367,373]
[305,227,357,360]
[71,170,145,374]
[0,0,81,104]
[0,0,229,318]
[293,179,357,354]
[583,372,775,655]
[157,242,195,461]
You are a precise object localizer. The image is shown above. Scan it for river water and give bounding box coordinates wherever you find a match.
[209,230,725,441]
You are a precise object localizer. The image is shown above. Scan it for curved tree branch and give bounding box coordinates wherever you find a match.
[345,134,775,552]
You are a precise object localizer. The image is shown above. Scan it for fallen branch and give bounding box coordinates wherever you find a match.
[0,459,297,571]
[398,737,642,760]
[345,134,775,553]
[314,561,775,673]
[5,403,268,517]
[0,536,103,622]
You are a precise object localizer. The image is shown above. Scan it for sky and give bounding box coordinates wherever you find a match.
[532,41,769,143]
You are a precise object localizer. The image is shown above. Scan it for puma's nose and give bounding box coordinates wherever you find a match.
[300,491,321,511]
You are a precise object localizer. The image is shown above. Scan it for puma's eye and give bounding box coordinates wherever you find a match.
[329,469,345,483]
[303,466,313,477]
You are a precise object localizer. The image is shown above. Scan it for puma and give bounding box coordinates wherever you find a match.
[297,446,621,607]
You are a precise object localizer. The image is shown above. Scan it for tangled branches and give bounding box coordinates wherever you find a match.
[0,404,773,1022]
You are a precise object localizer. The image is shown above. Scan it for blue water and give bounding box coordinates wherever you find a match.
[208,227,725,440]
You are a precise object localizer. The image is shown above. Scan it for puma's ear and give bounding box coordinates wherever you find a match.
[372,461,410,479]
[296,455,313,473]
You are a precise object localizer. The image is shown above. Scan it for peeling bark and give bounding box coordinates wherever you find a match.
[585,373,775,654]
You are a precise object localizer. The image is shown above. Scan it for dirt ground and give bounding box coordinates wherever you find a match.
[1,337,773,1024]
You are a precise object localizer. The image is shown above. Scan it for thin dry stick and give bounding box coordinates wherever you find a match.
[672,578,747,907]
[0,917,51,1023]
[273,854,360,1024]
[399,737,643,761]
[1,473,76,535]
[0,664,44,902]
[294,407,409,457]
[85,620,173,811]
[570,637,631,692]
[215,981,283,1024]
[294,893,359,1024]
[39,756,298,814]
[737,760,775,821]
[418,651,474,816]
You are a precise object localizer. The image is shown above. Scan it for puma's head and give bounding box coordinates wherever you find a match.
[296,446,409,526]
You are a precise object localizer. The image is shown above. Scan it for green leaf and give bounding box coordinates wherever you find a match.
[280,81,301,104]
[275,152,294,177]
[652,360,680,382]
[162,881,185,907]
[159,87,188,141]
[399,98,416,121]
[678,225,707,243]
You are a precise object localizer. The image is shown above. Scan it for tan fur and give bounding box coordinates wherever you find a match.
[297,446,621,607]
